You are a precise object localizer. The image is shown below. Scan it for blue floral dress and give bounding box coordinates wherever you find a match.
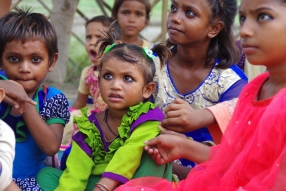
[153,59,248,168]
[0,76,70,190]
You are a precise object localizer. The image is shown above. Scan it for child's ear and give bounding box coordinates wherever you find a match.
[207,21,224,39]
[142,82,156,99]
[0,88,5,103]
[48,53,58,72]
[145,17,150,27]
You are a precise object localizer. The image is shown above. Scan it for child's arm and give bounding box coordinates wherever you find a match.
[99,120,162,191]
[22,103,64,156]
[0,0,11,18]
[71,92,89,109]
[71,66,92,109]
[0,80,36,113]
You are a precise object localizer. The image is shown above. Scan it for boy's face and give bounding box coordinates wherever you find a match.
[85,21,107,66]
[1,39,57,97]
[239,0,286,69]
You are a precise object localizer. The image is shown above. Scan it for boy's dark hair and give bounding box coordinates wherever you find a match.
[85,15,114,28]
[111,0,151,20]
[96,30,171,84]
[0,8,58,67]
[167,0,239,69]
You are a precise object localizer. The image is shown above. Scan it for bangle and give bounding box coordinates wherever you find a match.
[95,184,105,191]
[95,183,110,191]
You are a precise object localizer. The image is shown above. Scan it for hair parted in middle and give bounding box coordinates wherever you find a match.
[96,30,171,84]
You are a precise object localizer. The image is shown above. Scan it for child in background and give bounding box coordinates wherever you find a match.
[60,15,120,151]
[111,0,153,48]
[37,30,172,191]
[117,0,286,190]
[152,0,247,179]
[0,9,70,190]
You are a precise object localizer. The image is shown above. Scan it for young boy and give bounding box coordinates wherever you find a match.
[0,9,70,190]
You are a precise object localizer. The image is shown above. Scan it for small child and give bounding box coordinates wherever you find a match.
[0,9,70,190]
[60,15,120,151]
[37,30,172,191]
[111,0,153,48]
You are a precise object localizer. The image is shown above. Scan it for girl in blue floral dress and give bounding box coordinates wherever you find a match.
[37,30,172,191]
[152,0,248,179]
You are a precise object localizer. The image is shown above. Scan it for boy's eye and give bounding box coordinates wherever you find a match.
[124,75,134,82]
[86,36,91,40]
[8,56,19,62]
[103,73,112,80]
[136,12,143,17]
[31,57,42,63]
[258,13,272,21]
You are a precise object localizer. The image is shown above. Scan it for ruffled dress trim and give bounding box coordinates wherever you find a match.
[73,102,156,165]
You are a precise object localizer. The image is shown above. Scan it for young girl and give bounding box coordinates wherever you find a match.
[153,0,247,178]
[0,10,70,190]
[36,31,172,191]
[111,0,153,48]
[117,0,286,190]
[61,15,120,151]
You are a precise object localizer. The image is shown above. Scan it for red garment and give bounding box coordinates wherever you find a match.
[116,73,286,191]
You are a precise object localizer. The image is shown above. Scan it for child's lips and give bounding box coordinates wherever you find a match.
[108,93,123,102]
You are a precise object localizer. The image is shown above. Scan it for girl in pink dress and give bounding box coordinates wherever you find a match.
[115,0,286,190]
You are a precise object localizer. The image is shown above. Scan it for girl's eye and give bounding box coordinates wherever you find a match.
[124,75,134,82]
[170,5,177,12]
[258,13,272,21]
[8,56,19,62]
[239,15,246,24]
[186,10,195,17]
[103,73,112,80]
[32,57,42,63]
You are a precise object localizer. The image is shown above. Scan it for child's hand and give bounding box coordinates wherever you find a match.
[144,132,187,165]
[161,98,215,132]
[0,80,36,113]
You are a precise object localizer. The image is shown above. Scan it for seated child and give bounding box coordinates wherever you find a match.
[0,9,70,190]
[61,15,120,151]
[36,30,172,191]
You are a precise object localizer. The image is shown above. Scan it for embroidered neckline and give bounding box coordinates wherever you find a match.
[74,102,156,164]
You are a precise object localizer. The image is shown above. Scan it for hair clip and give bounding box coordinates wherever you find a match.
[143,47,155,59]
[104,43,116,53]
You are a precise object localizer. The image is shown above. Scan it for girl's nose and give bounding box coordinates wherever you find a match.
[128,14,135,23]
[239,18,254,38]
[111,79,121,90]
[170,12,182,25]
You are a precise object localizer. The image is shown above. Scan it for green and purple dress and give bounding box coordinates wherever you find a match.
[37,102,172,191]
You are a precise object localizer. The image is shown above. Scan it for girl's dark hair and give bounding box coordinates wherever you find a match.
[0,8,58,67]
[111,0,151,20]
[96,30,171,84]
[167,0,239,69]
[85,15,114,28]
